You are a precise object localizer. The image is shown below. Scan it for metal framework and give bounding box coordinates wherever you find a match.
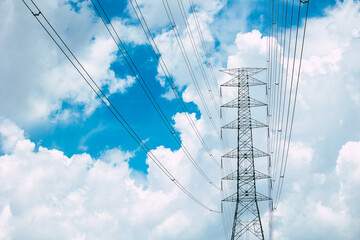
[221,68,270,240]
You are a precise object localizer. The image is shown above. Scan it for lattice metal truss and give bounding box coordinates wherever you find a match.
[221,68,270,240]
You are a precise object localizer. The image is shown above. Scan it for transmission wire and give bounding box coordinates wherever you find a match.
[176,0,220,115]
[274,0,307,206]
[269,0,280,153]
[188,0,219,91]
[161,0,221,139]
[275,0,309,209]
[272,0,295,184]
[21,0,221,213]
[272,0,289,177]
[129,0,221,169]
[90,0,221,190]
[271,0,290,182]
[270,0,287,157]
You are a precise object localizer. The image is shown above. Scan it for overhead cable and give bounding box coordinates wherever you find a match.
[176,0,220,114]
[90,0,221,190]
[129,0,221,169]
[21,0,221,213]
[275,0,309,209]
[188,0,219,91]
[161,0,221,139]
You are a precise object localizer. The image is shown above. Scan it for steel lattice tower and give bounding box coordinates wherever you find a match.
[221,68,270,240]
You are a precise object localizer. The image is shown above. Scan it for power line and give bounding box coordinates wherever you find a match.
[161,0,221,139]
[90,0,221,190]
[271,0,290,181]
[268,0,277,156]
[275,0,309,208]
[272,0,296,185]
[274,0,298,185]
[21,0,221,213]
[270,0,287,157]
[266,1,274,240]
[176,0,220,114]
[188,0,219,91]
[269,0,280,153]
[272,0,296,197]
[129,0,221,169]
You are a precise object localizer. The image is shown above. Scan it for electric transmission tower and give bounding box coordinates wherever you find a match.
[221,68,271,240]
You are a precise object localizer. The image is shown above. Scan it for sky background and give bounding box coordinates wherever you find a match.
[0,0,360,239]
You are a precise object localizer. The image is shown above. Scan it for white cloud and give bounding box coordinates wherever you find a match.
[336,141,360,217]
[0,0,137,125]
[273,140,360,240]
[129,0,225,123]
[106,75,136,95]
[218,2,360,238]
[0,205,12,240]
[0,119,223,239]
[1,0,360,239]
[126,0,224,31]
[0,119,25,154]
[227,30,268,68]
[111,18,147,45]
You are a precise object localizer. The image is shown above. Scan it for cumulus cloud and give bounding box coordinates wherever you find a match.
[227,30,268,68]
[126,0,224,31]
[0,119,26,154]
[272,140,360,240]
[293,0,360,144]
[129,0,224,123]
[0,119,223,239]
[0,0,137,125]
[106,75,136,95]
[1,0,360,239]
[220,1,360,239]
[336,141,360,218]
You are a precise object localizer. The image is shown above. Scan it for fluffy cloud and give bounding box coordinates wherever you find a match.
[1,1,226,237]
[272,140,360,240]
[0,119,25,154]
[0,118,222,239]
[221,1,360,239]
[336,141,360,218]
[0,0,136,125]
[126,0,224,31]
[1,0,360,239]
[132,0,224,122]
[227,29,268,68]
[294,0,360,145]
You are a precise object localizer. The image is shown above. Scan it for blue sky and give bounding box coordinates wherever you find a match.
[1,0,360,239]
[19,0,336,171]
